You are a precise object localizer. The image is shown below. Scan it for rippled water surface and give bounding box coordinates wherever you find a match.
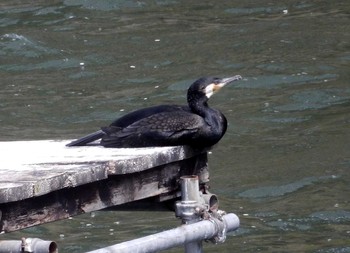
[1,0,350,252]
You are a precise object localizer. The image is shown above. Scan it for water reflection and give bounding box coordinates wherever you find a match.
[1,0,349,252]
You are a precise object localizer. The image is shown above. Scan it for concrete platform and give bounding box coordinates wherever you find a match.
[0,140,208,233]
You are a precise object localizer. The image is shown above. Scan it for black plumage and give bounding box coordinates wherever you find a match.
[66,75,242,148]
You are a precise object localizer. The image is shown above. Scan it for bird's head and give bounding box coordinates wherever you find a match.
[188,75,242,102]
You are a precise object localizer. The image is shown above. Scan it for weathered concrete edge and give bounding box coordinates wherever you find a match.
[0,164,107,204]
[107,145,200,174]
[0,141,202,204]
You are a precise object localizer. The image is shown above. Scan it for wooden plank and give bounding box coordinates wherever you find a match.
[0,153,208,233]
[0,140,198,203]
[0,140,209,233]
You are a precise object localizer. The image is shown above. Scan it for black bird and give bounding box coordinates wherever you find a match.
[66,75,242,148]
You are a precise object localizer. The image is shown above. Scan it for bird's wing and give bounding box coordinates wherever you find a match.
[118,110,204,136]
[110,104,190,128]
[100,109,210,147]
[101,110,206,147]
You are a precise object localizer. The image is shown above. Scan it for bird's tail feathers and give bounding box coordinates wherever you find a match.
[66,130,105,147]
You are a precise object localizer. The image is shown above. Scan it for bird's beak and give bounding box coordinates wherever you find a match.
[213,75,242,92]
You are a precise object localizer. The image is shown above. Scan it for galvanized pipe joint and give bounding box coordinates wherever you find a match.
[85,175,240,253]
[85,212,239,253]
[175,175,235,244]
[0,238,57,253]
[175,175,219,223]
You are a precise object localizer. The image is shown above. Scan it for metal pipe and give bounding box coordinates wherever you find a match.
[181,175,201,203]
[175,175,204,224]
[184,240,202,253]
[85,213,239,253]
[201,192,219,212]
[179,175,203,253]
[0,238,57,253]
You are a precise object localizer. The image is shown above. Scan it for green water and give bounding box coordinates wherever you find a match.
[1,0,350,252]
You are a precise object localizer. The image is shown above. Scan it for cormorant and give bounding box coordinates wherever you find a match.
[66,75,242,148]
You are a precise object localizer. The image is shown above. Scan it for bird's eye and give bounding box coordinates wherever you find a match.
[213,78,221,84]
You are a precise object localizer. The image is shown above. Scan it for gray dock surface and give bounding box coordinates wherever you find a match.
[0,140,207,233]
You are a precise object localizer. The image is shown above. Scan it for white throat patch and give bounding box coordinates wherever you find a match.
[205,84,215,98]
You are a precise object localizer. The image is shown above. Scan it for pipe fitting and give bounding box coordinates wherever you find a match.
[0,238,57,253]
[201,192,219,212]
[175,175,220,224]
